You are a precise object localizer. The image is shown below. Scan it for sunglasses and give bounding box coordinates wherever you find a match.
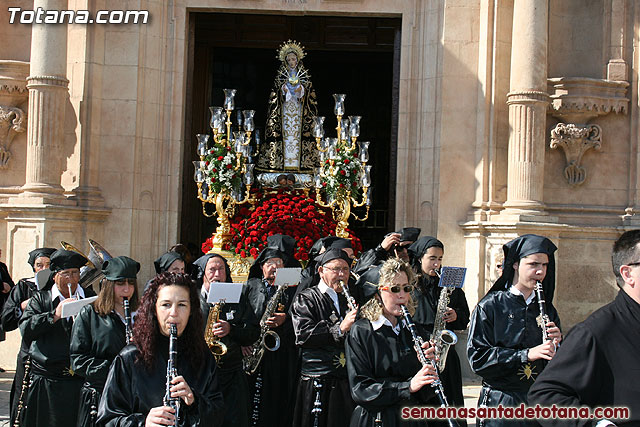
[380,285,414,293]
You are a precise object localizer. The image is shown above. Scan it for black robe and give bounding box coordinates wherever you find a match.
[19,286,97,427]
[70,304,128,427]
[0,260,15,340]
[528,290,640,426]
[200,283,260,427]
[291,286,355,427]
[245,277,298,427]
[352,246,390,277]
[346,317,435,427]
[467,290,561,427]
[411,275,470,410]
[96,339,223,427]
[0,277,37,425]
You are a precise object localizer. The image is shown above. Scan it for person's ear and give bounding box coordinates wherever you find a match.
[513,261,519,271]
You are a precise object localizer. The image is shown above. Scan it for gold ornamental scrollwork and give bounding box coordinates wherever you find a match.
[550,123,601,186]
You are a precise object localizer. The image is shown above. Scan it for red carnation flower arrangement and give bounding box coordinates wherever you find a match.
[201,189,362,260]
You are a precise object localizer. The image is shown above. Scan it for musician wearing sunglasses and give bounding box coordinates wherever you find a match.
[291,248,358,427]
[346,258,438,427]
[1,247,55,425]
[70,256,140,427]
[97,272,223,427]
[18,249,97,427]
[407,236,470,415]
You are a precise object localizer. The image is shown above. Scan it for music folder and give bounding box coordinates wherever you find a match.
[61,296,98,318]
[35,268,52,290]
[207,282,243,304]
[274,267,302,287]
[437,266,467,288]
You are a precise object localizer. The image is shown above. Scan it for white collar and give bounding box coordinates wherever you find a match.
[200,283,209,300]
[509,285,535,305]
[370,314,401,335]
[51,283,85,302]
[318,280,341,313]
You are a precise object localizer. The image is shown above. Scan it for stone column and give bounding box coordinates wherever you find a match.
[21,0,69,202]
[502,0,550,218]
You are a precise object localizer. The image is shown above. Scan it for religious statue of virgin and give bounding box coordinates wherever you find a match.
[256,40,319,186]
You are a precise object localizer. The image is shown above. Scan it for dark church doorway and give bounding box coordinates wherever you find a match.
[181,12,402,255]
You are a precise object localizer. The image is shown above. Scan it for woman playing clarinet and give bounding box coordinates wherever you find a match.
[346,258,438,427]
[70,256,140,427]
[97,272,223,427]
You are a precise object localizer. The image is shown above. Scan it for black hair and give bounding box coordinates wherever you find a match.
[612,230,640,288]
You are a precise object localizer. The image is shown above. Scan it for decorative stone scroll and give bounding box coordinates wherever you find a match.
[550,123,601,186]
[548,77,628,186]
[0,105,26,169]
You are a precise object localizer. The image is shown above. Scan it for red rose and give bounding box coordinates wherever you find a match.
[211,178,216,183]
[250,248,258,257]
[240,250,246,257]
[205,161,210,166]
[212,168,217,173]
[340,183,345,188]
[344,159,350,165]
[217,156,224,161]
[226,164,232,169]
[340,170,346,176]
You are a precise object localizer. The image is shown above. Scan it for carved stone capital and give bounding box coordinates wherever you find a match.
[550,123,601,186]
[506,90,550,105]
[0,105,27,169]
[0,61,29,96]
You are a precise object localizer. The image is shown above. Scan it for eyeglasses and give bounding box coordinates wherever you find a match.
[625,262,640,267]
[324,266,349,274]
[381,285,414,293]
[58,270,80,278]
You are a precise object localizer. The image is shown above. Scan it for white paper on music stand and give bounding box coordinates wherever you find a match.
[274,268,302,287]
[61,296,98,318]
[35,268,51,290]
[207,282,243,304]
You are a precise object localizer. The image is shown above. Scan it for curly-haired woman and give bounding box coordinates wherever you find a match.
[346,258,437,427]
[97,272,223,427]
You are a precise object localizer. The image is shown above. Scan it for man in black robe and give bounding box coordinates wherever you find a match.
[245,246,298,426]
[528,230,640,426]
[291,248,358,427]
[1,247,55,425]
[353,227,420,275]
[19,249,97,427]
[407,236,470,419]
[467,234,562,427]
[194,253,259,427]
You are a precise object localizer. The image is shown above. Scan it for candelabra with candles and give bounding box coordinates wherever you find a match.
[313,93,372,238]
[193,89,257,251]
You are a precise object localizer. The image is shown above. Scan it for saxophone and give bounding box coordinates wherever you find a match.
[432,283,458,372]
[243,283,288,375]
[204,301,228,362]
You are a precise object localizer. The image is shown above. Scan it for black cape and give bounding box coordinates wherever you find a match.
[97,339,223,427]
[245,277,298,426]
[291,286,355,427]
[411,274,470,409]
[467,290,561,427]
[528,290,640,427]
[346,317,435,427]
[19,286,97,427]
[70,304,128,427]
[1,277,38,425]
[199,283,259,427]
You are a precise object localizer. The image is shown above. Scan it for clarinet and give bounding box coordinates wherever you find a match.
[123,297,132,345]
[338,280,357,312]
[400,305,459,427]
[13,356,31,427]
[163,323,180,427]
[535,281,552,345]
[311,379,323,427]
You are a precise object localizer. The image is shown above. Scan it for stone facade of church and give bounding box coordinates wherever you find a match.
[0,0,637,328]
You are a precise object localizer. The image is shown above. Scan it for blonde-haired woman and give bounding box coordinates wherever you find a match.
[346,258,437,427]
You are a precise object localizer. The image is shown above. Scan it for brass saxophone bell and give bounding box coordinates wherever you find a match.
[204,301,228,362]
